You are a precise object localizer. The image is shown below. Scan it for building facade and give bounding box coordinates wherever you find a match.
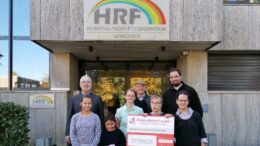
[0,0,260,145]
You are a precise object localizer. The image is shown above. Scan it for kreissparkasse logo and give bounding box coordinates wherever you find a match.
[129,117,136,125]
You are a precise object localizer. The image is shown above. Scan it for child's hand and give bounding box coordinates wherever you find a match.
[164,114,173,118]
[141,113,148,117]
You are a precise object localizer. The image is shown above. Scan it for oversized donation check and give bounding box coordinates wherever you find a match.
[127,115,174,146]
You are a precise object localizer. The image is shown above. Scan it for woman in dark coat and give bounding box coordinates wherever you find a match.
[174,91,207,146]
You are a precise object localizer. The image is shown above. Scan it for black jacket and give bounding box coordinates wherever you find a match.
[162,82,203,117]
[65,92,104,136]
[134,93,151,113]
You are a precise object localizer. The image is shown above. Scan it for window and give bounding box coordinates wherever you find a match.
[0,0,8,36]
[249,0,260,3]
[0,41,9,89]
[0,0,50,90]
[0,0,9,89]
[13,41,49,89]
[224,0,260,4]
[224,0,248,4]
[208,54,260,91]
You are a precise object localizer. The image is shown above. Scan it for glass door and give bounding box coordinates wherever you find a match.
[87,70,168,114]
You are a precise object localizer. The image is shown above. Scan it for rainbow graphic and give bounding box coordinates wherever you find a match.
[90,0,166,24]
[33,95,54,104]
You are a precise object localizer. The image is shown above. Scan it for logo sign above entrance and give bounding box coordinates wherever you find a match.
[84,0,169,40]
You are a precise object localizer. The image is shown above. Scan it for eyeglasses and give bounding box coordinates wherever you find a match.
[151,102,162,104]
[81,81,91,83]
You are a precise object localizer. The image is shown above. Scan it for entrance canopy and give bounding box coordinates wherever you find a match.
[36,40,216,61]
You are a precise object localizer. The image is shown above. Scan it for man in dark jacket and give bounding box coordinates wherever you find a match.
[65,74,104,145]
[134,79,151,113]
[162,68,203,117]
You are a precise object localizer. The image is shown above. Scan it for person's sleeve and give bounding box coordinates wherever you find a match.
[93,116,102,146]
[118,129,126,146]
[65,97,74,136]
[162,92,167,113]
[174,118,177,143]
[190,89,203,118]
[139,108,144,114]
[98,96,105,127]
[196,113,207,141]
[70,116,79,146]
[115,108,121,121]
[98,132,104,146]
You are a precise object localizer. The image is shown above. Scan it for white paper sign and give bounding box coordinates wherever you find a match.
[127,115,174,146]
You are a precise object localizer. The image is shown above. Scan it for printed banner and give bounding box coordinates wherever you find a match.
[127,115,174,146]
[84,0,169,40]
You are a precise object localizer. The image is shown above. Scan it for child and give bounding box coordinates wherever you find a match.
[70,96,101,146]
[149,94,172,118]
[149,94,164,115]
[99,114,126,146]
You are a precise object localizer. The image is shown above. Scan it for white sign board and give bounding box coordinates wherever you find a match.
[30,94,55,108]
[84,0,169,40]
[127,115,174,146]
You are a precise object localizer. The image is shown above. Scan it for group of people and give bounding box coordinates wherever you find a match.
[65,68,207,146]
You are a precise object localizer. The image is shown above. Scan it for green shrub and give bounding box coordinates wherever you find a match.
[0,102,30,146]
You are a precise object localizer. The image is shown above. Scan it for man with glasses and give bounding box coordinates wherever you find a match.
[134,79,151,113]
[65,74,104,145]
[162,68,203,118]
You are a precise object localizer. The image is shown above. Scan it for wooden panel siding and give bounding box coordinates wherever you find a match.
[70,0,84,40]
[0,91,69,146]
[30,0,41,40]
[170,0,183,41]
[211,0,223,41]
[183,0,212,41]
[221,94,246,146]
[223,6,249,50]
[248,6,260,50]
[203,93,222,146]
[40,0,70,40]
[246,94,260,146]
[207,92,260,146]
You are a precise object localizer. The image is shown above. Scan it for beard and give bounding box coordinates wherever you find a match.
[171,82,181,87]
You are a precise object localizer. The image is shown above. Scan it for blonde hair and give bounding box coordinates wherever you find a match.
[150,94,163,103]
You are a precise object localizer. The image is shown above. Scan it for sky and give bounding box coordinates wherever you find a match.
[0,0,49,81]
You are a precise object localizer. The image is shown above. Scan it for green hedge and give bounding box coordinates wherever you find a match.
[0,102,30,146]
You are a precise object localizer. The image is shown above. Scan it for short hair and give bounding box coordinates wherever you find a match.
[169,68,182,76]
[176,91,190,101]
[104,114,116,123]
[80,74,92,83]
[150,94,163,103]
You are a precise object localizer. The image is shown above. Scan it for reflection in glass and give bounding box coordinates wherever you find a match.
[94,77,125,106]
[224,0,248,3]
[0,0,9,36]
[89,70,167,111]
[0,41,9,89]
[13,0,30,36]
[249,0,260,3]
[13,41,49,89]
